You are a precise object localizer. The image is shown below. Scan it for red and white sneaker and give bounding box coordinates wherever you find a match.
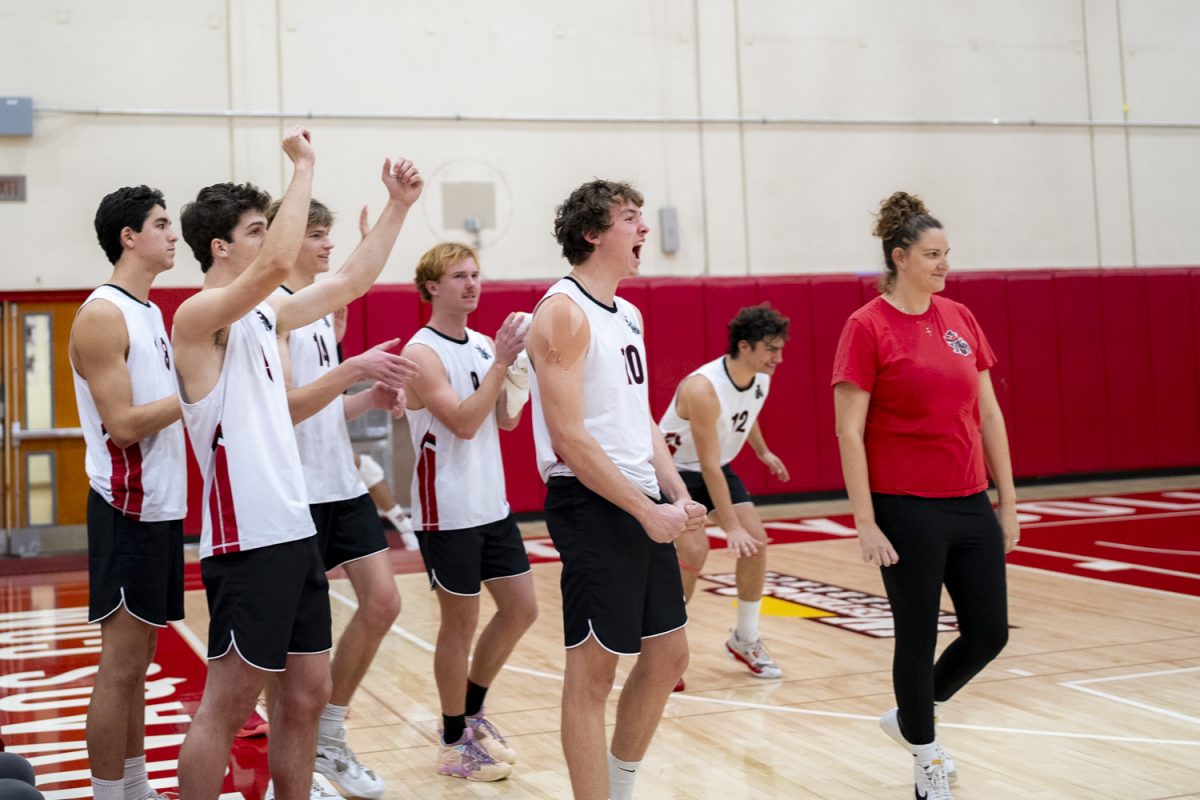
[724,631,782,679]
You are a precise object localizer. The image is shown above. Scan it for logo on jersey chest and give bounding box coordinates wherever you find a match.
[755,385,763,399]
[623,314,641,335]
[475,344,492,361]
[943,329,971,356]
[255,310,274,332]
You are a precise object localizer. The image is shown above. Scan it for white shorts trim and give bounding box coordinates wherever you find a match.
[431,570,481,598]
[209,631,286,673]
[481,567,533,584]
[328,545,390,572]
[641,619,688,641]
[88,588,170,628]
[565,620,640,657]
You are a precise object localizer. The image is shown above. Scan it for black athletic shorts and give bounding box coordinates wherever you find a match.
[544,476,687,655]
[87,489,184,626]
[678,464,751,513]
[417,514,531,596]
[200,535,332,671]
[311,493,389,571]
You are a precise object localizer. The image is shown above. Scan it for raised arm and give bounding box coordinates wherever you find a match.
[530,295,689,543]
[979,370,1019,552]
[69,302,180,449]
[834,381,899,567]
[272,159,423,333]
[172,127,315,344]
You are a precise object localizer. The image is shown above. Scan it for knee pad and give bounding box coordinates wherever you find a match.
[356,453,385,487]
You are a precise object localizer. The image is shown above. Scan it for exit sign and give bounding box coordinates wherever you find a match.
[0,176,26,201]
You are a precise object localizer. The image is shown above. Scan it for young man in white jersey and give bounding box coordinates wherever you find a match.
[400,242,537,782]
[172,127,422,800]
[267,197,415,797]
[69,186,187,800]
[659,304,791,685]
[527,180,708,800]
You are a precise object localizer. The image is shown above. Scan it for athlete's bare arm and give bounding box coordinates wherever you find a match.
[746,419,789,481]
[278,328,415,425]
[400,313,524,439]
[269,159,423,334]
[678,375,757,555]
[530,294,689,544]
[488,321,527,431]
[979,369,1020,553]
[834,381,898,567]
[342,381,406,422]
[68,302,180,449]
[172,127,316,402]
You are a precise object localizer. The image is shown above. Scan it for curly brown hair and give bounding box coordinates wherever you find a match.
[553,180,644,266]
[727,303,790,358]
[873,191,942,292]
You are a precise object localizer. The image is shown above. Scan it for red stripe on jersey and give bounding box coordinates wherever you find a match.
[105,435,145,519]
[209,425,241,554]
[417,432,438,532]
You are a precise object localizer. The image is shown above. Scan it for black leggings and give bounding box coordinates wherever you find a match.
[874,491,1009,745]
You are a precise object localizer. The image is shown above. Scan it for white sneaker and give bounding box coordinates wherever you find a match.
[914,756,954,799]
[880,708,957,784]
[724,630,782,678]
[315,727,385,798]
[263,774,339,800]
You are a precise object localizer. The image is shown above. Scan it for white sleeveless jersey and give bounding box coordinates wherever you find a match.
[530,277,658,497]
[71,285,187,522]
[405,326,510,531]
[180,302,314,558]
[658,356,771,472]
[277,287,365,503]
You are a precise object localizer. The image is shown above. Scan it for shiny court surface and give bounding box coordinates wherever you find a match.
[2,474,1198,799]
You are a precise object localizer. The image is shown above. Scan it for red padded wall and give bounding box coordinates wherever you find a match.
[121,268,1200,525]
[1048,272,1113,473]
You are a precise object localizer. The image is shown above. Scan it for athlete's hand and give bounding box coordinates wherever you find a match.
[366,381,407,418]
[679,499,707,534]
[641,502,688,544]
[758,450,790,482]
[724,525,761,558]
[856,521,898,567]
[998,503,1020,553]
[493,312,528,367]
[282,126,314,166]
[382,158,423,208]
[349,338,418,386]
[358,205,370,240]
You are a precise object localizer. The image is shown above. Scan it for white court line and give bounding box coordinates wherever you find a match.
[1016,545,1200,582]
[1061,667,1200,727]
[1096,541,1200,557]
[171,619,208,660]
[1019,509,1200,529]
[1007,562,1200,602]
[337,586,1200,748]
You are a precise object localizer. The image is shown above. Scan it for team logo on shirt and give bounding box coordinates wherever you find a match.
[755,385,764,399]
[255,310,274,332]
[623,315,641,335]
[475,344,493,361]
[943,329,971,356]
[157,336,171,369]
[702,572,959,638]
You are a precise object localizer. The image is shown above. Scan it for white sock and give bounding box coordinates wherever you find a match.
[92,776,125,800]
[608,752,640,800]
[735,599,761,643]
[908,740,939,761]
[318,703,348,741]
[123,755,153,800]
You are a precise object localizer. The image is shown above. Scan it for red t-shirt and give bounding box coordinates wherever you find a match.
[831,294,996,497]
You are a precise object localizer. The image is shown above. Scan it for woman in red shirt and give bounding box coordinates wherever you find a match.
[832,192,1019,799]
